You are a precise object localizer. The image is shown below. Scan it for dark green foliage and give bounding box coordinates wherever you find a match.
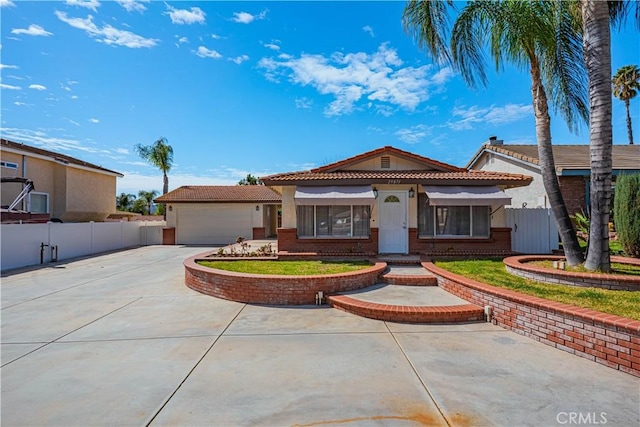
[613,174,640,257]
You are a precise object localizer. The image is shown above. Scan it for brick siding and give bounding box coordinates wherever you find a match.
[425,262,640,377]
[277,227,379,254]
[559,176,587,215]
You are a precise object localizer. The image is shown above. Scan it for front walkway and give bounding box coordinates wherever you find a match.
[1,246,638,426]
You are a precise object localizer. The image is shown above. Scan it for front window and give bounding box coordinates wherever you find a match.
[418,193,489,238]
[29,192,49,213]
[297,205,370,238]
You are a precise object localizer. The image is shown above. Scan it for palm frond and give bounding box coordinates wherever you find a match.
[402,0,456,66]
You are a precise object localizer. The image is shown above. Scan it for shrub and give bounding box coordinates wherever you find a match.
[613,174,640,257]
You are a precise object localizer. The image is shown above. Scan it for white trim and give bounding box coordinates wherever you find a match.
[1,161,18,170]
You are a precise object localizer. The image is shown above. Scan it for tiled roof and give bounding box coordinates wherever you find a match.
[1,138,123,176]
[470,144,640,170]
[154,186,282,203]
[261,170,531,186]
[310,145,463,173]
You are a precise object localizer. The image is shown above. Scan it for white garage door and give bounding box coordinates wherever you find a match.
[177,205,252,245]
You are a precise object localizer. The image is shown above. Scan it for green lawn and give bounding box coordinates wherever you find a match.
[435,259,640,320]
[528,260,640,276]
[197,260,371,275]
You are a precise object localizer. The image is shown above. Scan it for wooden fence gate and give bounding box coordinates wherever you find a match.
[505,208,559,254]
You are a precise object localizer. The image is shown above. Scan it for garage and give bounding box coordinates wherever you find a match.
[177,204,252,245]
[155,186,282,245]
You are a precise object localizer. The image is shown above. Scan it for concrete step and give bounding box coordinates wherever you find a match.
[381,264,437,286]
[327,284,484,324]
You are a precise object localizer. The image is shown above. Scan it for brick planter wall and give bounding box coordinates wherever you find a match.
[424,262,640,377]
[504,255,640,291]
[277,227,379,254]
[184,252,386,305]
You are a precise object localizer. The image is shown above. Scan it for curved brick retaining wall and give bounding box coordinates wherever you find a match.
[504,256,640,291]
[424,262,640,378]
[184,253,387,305]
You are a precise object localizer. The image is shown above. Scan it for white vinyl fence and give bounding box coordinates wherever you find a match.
[505,208,559,254]
[1,221,166,271]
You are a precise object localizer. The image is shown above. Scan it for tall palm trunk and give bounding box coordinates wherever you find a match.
[582,0,612,272]
[162,172,169,220]
[624,99,634,144]
[530,57,584,265]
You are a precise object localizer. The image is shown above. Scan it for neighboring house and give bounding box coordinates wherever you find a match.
[154,186,282,245]
[260,146,532,255]
[1,138,123,222]
[466,138,640,215]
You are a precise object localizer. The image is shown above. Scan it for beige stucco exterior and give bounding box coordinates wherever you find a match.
[470,152,547,209]
[1,143,121,222]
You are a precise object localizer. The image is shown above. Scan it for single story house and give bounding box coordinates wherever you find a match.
[154,186,282,245]
[261,146,532,256]
[466,138,640,215]
[1,138,123,222]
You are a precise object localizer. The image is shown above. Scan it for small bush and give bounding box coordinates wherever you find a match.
[613,174,640,257]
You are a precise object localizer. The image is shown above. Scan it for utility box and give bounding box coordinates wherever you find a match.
[162,227,175,245]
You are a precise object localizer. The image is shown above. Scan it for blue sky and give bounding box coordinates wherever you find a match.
[2,0,639,195]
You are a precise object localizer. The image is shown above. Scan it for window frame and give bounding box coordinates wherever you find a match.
[418,196,491,239]
[297,205,371,239]
[28,191,50,214]
[1,161,18,170]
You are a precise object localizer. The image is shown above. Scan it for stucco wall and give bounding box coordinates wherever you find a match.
[281,186,296,228]
[65,168,117,222]
[342,155,429,171]
[472,153,545,208]
[1,151,24,208]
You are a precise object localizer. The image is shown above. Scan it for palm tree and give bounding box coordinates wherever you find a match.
[403,0,587,265]
[116,193,135,211]
[238,174,262,185]
[134,137,174,196]
[137,190,159,215]
[612,65,640,145]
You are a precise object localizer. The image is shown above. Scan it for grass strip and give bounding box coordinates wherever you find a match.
[197,260,371,275]
[435,259,640,321]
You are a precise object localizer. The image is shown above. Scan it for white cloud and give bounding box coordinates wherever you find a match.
[1,83,21,90]
[177,36,188,44]
[295,97,313,110]
[165,5,205,25]
[71,95,79,99]
[258,43,450,117]
[116,0,149,13]
[14,101,30,106]
[211,33,222,40]
[195,46,222,59]
[229,55,249,65]
[89,118,99,123]
[0,64,19,69]
[1,0,16,7]
[0,127,103,155]
[65,0,101,12]
[116,148,129,154]
[362,26,375,37]
[395,124,432,144]
[55,11,158,48]
[11,24,53,37]
[448,103,533,130]
[65,118,81,127]
[29,84,47,90]
[231,9,268,24]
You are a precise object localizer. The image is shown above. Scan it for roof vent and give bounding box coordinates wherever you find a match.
[381,156,391,168]
[488,136,503,145]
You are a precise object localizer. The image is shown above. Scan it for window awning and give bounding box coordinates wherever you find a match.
[424,185,511,206]
[295,186,376,206]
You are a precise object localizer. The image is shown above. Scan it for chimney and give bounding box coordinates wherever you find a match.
[487,136,503,145]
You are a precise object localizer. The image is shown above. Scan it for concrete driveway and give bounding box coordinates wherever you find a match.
[1,246,638,426]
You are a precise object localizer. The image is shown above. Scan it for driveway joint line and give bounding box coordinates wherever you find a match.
[1,297,142,368]
[143,303,248,427]
[384,321,452,427]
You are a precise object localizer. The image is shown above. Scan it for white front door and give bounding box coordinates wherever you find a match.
[378,191,408,253]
